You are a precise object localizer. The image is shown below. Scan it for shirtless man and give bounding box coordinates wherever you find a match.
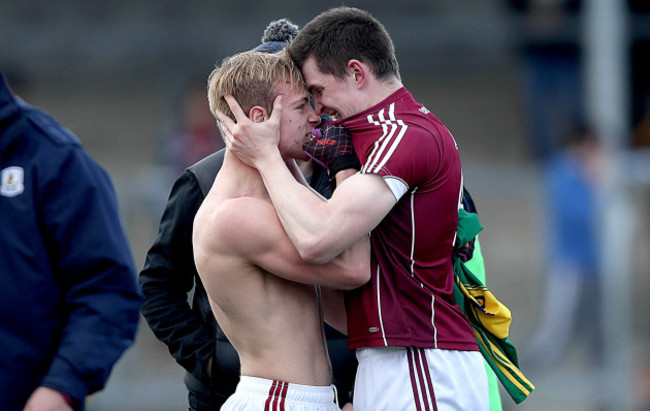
[192,51,370,410]
[217,7,491,410]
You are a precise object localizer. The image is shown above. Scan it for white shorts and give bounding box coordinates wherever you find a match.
[353,346,489,411]
[221,376,340,411]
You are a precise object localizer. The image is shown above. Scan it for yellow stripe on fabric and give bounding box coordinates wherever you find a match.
[485,336,531,392]
[474,329,534,396]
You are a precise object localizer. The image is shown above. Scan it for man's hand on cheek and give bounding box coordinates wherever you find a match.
[216,94,283,168]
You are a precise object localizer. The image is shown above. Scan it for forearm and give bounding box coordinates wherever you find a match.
[46,268,141,399]
[45,161,141,399]
[140,259,216,377]
[257,150,348,262]
[140,275,215,372]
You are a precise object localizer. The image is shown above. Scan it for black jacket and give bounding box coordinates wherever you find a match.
[139,149,356,408]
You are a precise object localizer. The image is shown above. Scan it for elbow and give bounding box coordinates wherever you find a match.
[295,236,336,265]
[296,235,371,290]
[337,260,371,290]
[298,247,333,266]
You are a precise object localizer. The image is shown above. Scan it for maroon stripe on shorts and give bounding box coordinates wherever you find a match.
[264,380,288,411]
[407,348,424,411]
[265,380,280,411]
[278,381,288,410]
[417,348,437,410]
[407,348,437,411]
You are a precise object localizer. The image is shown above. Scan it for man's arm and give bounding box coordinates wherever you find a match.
[196,196,371,290]
[40,148,141,403]
[218,95,397,263]
[139,170,216,382]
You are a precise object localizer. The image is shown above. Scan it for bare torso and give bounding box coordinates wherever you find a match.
[193,164,332,386]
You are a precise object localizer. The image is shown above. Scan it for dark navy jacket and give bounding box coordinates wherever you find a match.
[0,72,142,410]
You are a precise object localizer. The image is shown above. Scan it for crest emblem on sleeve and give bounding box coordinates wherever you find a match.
[1,166,25,197]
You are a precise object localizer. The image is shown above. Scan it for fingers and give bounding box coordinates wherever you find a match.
[215,94,245,138]
[269,94,283,123]
[224,94,247,121]
[215,109,233,131]
[215,110,234,147]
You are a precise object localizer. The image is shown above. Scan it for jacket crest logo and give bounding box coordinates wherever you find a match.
[1,166,25,197]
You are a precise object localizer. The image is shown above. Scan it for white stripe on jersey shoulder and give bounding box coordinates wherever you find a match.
[362,103,408,175]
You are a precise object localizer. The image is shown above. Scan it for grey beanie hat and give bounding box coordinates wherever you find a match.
[251,18,299,53]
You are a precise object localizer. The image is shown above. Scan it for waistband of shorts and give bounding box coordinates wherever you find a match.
[356,346,407,362]
[237,376,336,404]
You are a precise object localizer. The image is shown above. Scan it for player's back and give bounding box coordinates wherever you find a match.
[193,185,333,387]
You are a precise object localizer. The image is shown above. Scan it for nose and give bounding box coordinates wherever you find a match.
[308,105,320,125]
[311,98,325,116]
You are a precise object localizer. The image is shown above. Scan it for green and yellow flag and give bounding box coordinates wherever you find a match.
[453,209,535,404]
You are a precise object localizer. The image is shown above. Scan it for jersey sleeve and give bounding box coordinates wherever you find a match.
[360,125,445,200]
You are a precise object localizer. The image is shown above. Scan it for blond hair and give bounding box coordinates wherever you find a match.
[207,50,305,126]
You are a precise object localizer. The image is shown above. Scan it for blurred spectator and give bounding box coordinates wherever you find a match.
[130,72,223,229]
[522,123,603,371]
[629,2,650,147]
[632,102,650,148]
[157,74,224,175]
[507,0,584,162]
[630,39,650,148]
[0,70,141,410]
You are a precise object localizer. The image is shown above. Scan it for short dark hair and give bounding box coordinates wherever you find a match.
[288,7,400,81]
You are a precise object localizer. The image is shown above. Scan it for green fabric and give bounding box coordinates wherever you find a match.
[465,238,503,411]
[453,209,535,404]
[464,236,485,281]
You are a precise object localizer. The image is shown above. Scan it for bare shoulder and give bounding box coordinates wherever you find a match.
[195,196,279,256]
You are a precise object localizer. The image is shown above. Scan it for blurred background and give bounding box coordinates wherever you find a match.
[2,1,649,410]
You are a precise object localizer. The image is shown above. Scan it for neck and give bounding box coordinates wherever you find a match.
[363,76,403,112]
[218,149,269,198]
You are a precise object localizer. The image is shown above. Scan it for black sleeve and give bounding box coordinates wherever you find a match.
[461,187,478,214]
[309,161,333,199]
[138,170,214,381]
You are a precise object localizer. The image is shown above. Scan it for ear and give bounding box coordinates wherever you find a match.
[347,59,367,89]
[249,106,269,123]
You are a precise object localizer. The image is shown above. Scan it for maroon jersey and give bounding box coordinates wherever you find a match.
[334,88,478,351]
